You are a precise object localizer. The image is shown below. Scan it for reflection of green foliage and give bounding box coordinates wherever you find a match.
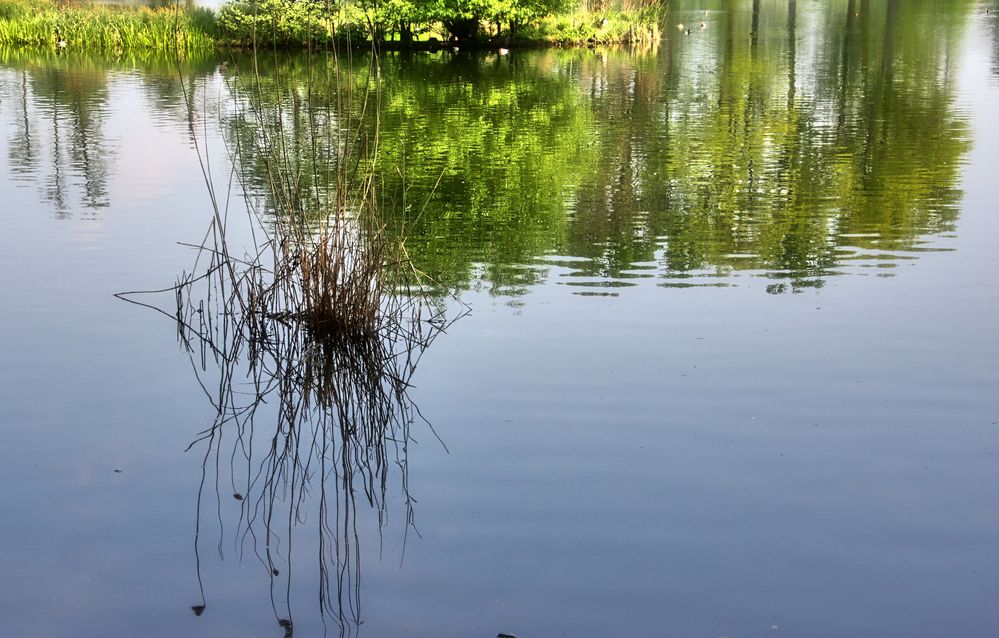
[557,0,973,290]
[214,51,594,293]
[375,52,597,292]
[216,51,380,225]
[216,0,974,295]
[0,0,976,294]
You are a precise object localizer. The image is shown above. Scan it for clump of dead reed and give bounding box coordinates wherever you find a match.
[118,47,461,634]
[205,48,431,344]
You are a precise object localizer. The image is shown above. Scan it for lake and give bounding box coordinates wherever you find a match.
[1,1,998,637]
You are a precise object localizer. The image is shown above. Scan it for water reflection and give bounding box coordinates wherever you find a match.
[217,1,973,294]
[0,2,993,637]
[0,0,975,286]
[179,294,447,636]
[375,0,973,293]
[3,51,113,216]
[990,2,999,77]
[0,49,218,217]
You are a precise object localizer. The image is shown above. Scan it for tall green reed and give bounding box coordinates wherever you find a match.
[0,0,216,52]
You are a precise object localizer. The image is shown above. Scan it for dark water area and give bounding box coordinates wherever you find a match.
[2,1,998,637]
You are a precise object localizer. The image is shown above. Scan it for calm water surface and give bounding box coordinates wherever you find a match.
[2,1,998,637]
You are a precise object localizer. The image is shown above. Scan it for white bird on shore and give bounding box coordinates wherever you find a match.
[677,23,684,30]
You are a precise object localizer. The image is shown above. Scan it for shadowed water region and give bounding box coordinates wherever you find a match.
[1,1,998,637]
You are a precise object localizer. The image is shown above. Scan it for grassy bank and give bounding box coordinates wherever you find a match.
[215,0,662,48]
[0,0,662,52]
[0,0,216,52]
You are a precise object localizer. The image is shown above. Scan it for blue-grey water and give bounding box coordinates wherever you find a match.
[1,2,998,637]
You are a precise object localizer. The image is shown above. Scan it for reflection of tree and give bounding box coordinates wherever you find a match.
[0,49,217,217]
[2,0,974,284]
[559,0,972,290]
[377,53,597,294]
[217,50,600,294]
[228,0,965,295]
[382,0,970,292]
[7,70,39,180]
[992,2,999,77]
[8,52,113,215]
[827,0,971,252]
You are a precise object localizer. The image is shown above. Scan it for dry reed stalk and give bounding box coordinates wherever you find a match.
[117,32,463,634]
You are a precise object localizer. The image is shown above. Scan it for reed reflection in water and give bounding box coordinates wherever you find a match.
[178,276,451,636]
[118,50,461,635]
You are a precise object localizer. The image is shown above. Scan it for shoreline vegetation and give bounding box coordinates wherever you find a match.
[0,0,664,52]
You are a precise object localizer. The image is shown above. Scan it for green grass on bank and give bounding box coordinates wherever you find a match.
[0,0,216,52]
[0,0,662,52]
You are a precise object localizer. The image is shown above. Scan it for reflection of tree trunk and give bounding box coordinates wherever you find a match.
[838,0,856,130]
[751,0,761,49]
[718,4,735,106]
[878,0,899,146]
[882,0,898,81]
[861,0,897,187]
[73,97,94,207]
[859,0,870,111]
[747,0,762,198]
[17,71,35,170]
[50,99,67,216]
[21,72,30,151]
[787,0,796,110]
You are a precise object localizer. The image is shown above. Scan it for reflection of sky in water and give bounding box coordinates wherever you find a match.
[0,3,998,638]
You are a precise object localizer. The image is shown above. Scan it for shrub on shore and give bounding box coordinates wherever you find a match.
[0,0,663,51]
